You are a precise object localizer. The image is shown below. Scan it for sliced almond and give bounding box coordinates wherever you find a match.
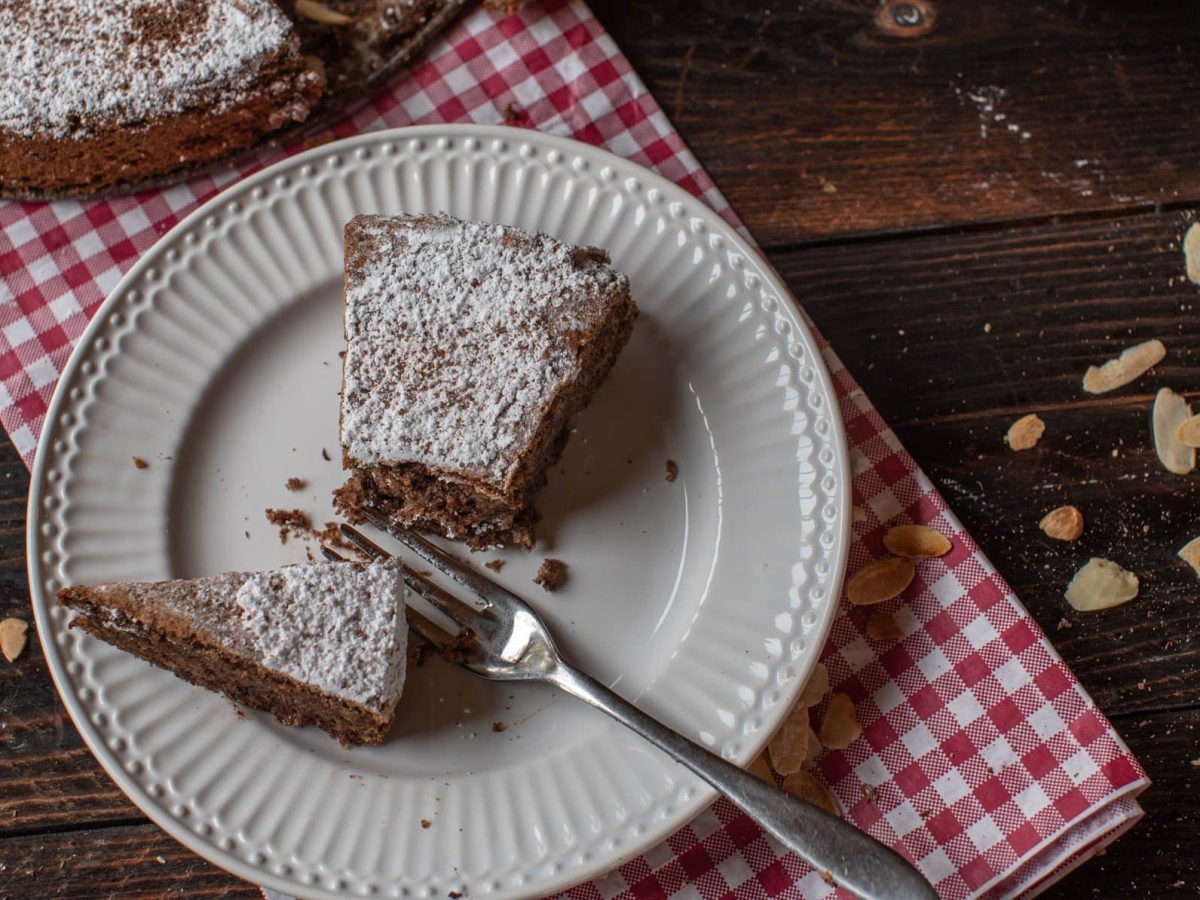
[767,706,811,776]
[845,556,915,606]
[302,54,328,90]
[1152,387,1195,475]
[866,610,904,641]
[1185,222,1200,285]
[1005,413,1045,451]
[798,661,830,707]
[0,618,28,663]
[295,0,353,25]
[1039,505,1084,541]
[818,693,861,749]
[1175,414,1200,448]
[803,723,822,768]
[1064,558,1139,612]
[1082,339,1167,394]
[782,771,842,817]
[1177,537,1200,578]
[883,524,951,558]
[746,752,775,784]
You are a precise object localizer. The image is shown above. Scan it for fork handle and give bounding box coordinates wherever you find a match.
[549,664,936,900]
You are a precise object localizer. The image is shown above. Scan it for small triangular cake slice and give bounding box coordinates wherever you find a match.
[335,213,638,548]
[59,560,407,747]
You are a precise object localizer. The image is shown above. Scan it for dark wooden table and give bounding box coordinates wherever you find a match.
[3,1,1198,895]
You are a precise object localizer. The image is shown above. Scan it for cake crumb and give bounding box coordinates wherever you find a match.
[420,819,431,829]
[285,477,306,491]
[534,559,568,591]
[484,559,505,572]
[321,447,332,461]
[409,634,436,667]
[319,521,366,558]
[262,508,365,558]
[132,456,149,469]
[444,627,477,665]
[265,508,312,544]
[491,721,507,732]
[665,459,679,482]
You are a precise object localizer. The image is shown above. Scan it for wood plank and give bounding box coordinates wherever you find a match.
[769,207,1200,712]
[897,414,1200,716]
[0,440,141,836]
[773,208,1197,425]
[0,823,257,898]
[591,0,1200,245]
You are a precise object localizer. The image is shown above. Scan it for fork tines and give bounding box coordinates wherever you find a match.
[358,506,523,610]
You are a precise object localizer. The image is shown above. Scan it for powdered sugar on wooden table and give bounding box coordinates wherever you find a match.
[236,561,408,711]
[341,214,628,484]
[0,0,298,138]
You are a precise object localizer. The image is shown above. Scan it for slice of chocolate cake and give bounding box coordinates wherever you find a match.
[59,560,407,747]
[0,0,322,196]
[335,213,638,549]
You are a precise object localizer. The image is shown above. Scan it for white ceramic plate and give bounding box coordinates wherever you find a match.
[27,126,850,899]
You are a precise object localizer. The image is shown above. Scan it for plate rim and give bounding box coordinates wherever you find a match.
[26,123,852,899]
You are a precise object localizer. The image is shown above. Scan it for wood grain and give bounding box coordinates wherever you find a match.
[591,0,1200,245]
[776,209,1198,425]
[774,208,1200,718]
[1,823,256,898]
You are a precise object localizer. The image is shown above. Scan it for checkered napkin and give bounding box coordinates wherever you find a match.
[0,1,1148,897]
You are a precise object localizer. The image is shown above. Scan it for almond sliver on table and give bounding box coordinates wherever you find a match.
[0,2,1147,898]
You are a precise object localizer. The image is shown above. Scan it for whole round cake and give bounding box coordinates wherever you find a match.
[0,0,323,196]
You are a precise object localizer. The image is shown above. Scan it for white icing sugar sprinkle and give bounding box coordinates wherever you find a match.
[236,561,407,711]
[341,214,627,484]
[0,0,296,138]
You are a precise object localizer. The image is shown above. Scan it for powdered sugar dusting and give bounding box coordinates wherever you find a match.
[236,561,407,712]
[0,0,300,139]
[341,213,628,485]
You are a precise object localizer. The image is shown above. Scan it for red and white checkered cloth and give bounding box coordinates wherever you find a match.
[0,2,1147,898]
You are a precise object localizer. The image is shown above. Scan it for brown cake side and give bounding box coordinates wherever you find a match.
[0,0,322,196]
[58,562,408,747]
[334,214,638,548]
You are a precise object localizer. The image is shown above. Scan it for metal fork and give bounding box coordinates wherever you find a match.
[325,508,937,900]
